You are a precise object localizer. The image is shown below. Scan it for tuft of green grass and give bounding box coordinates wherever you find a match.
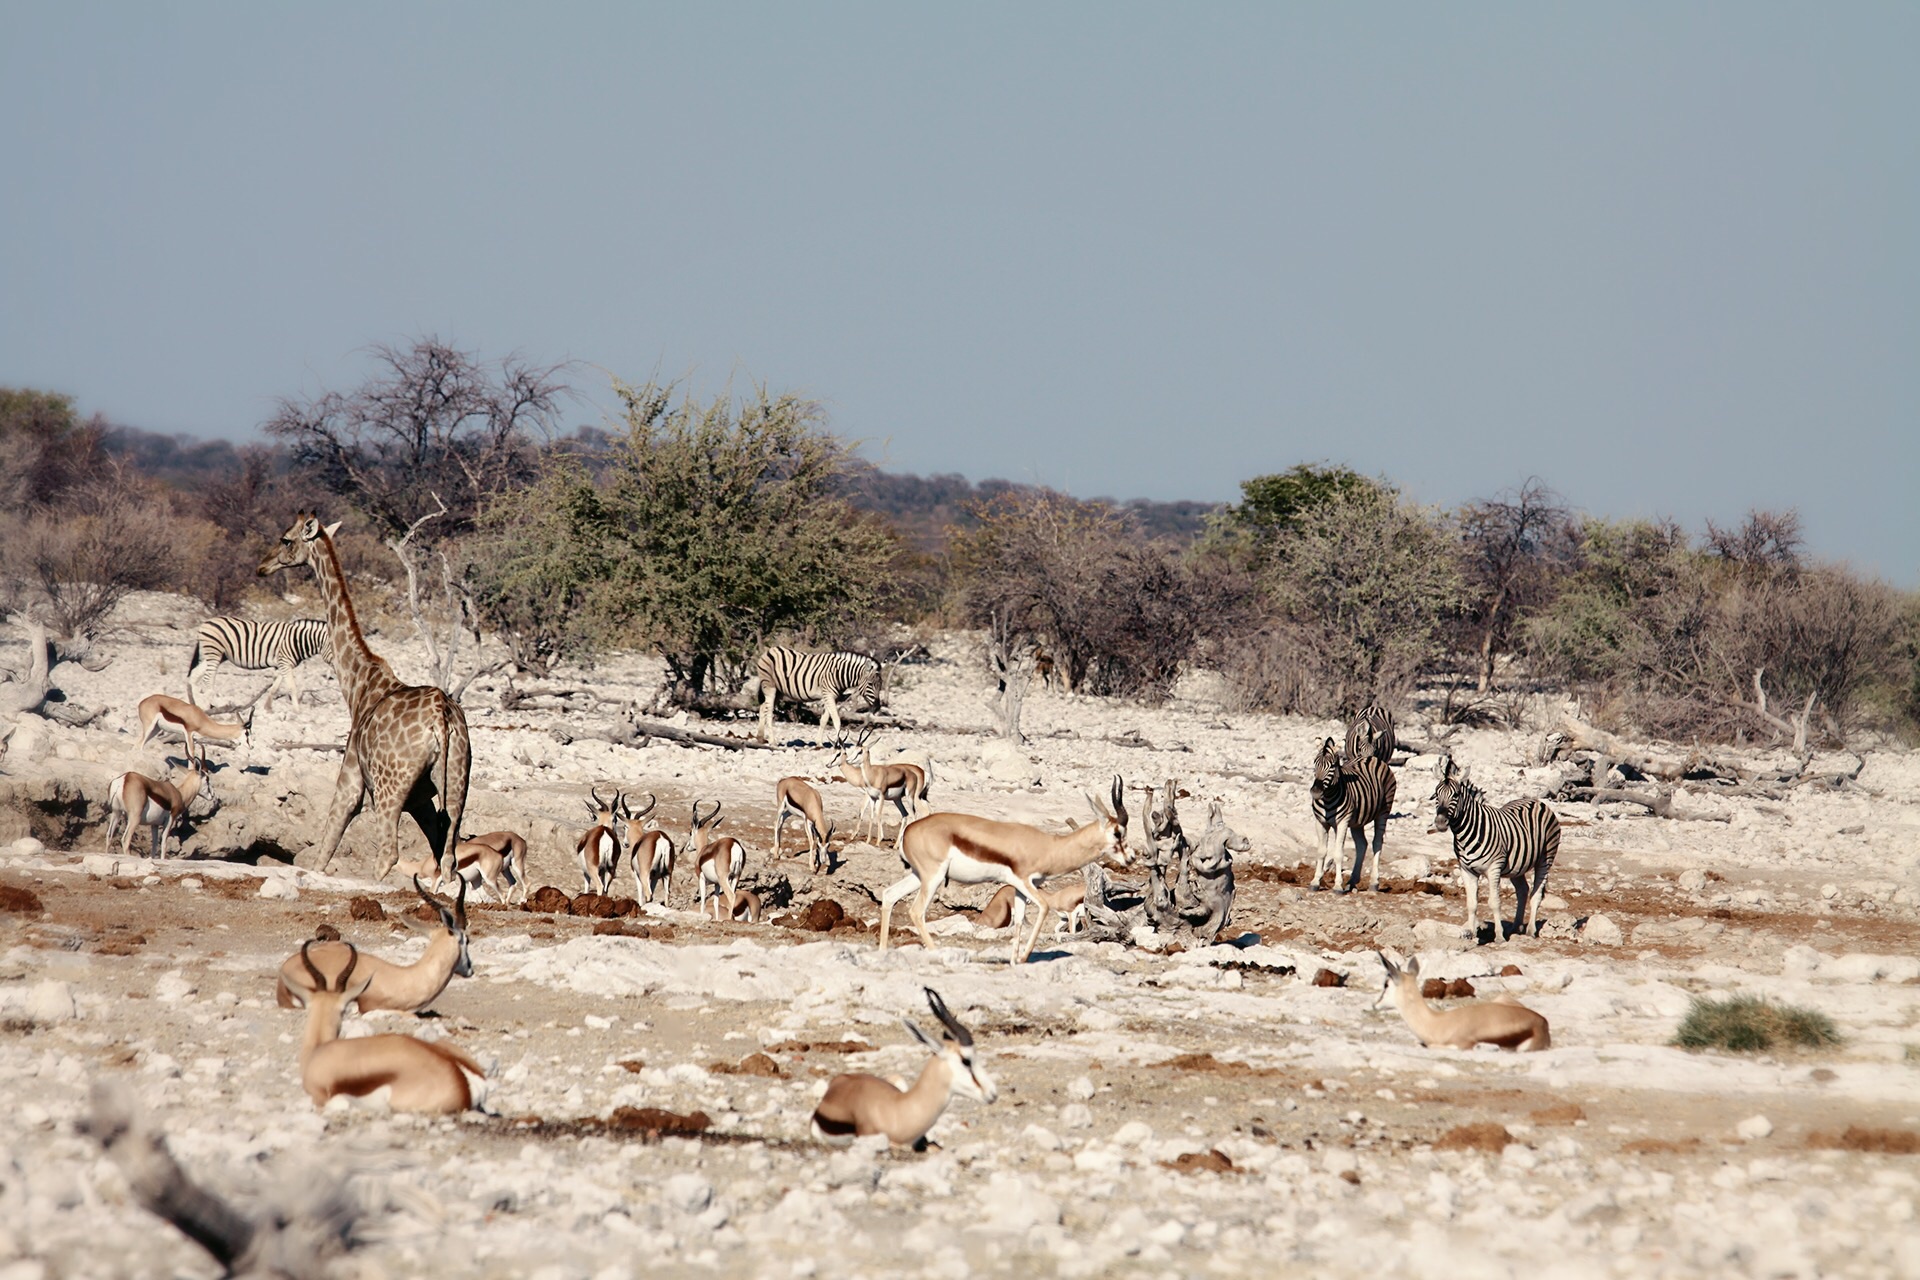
[1673,994,1841,1053]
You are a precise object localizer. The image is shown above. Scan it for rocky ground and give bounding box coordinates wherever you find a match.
[2,591,1918,1279]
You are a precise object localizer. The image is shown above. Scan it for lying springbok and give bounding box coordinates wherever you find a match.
[703,888,764,923]
[1376,951,1551,1052]
[104,760,210,860]
[976,879,1088,935]
[689,799,748,918]
[276,877,472,1014]
[881,775,1130,964]
[575,786,626,895]
[812,988,997,1149]
[295,940,487,1113]
[136,693,251,766]
[773,776,834,873]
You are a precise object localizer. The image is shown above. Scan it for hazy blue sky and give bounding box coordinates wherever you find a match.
[3,4,1914,580]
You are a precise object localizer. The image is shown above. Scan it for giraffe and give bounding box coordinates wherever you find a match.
[257,514,471,882]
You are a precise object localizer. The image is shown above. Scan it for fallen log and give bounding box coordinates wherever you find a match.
[1562,784,1730,823]
[550,716,772,752]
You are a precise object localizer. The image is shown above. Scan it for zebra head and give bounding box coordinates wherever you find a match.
[1428,758,1479,834]
[1312,738,1342,790]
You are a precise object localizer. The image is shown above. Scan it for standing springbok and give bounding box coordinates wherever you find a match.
[773,776,834,873]
[619,793,676,906]
[294,940,487,1113]
[136,694,251,766]
[575,787,626,895]
[831,731,926,849]
[811,988,997,1149]
[275,877,472,1014]
[1376,951,1550,1051]
[688,799,748,918]
[104,761,211,860]
[880,775,1130,964]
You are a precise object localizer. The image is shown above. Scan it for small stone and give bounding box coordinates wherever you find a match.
[662,1172,713,1214]
[1737,1115,1774,1141]
[1677,869,1708,892]
[25,981,76,1023]
[1022,1124,1062,1152]
[12,836,47,858]
[154,971,196,1003]
[1066,1076,1095,1101]
[1076,1007,1121,1031]
[1059,1103,1094,1130]
[1580,914,1622,946]
[1112,1120,1153,1147]
[258,877,299,901]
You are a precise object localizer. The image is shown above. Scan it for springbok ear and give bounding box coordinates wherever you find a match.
[1406,955,1422,977]
[323,520,342,539]
[903,1018,942,1052]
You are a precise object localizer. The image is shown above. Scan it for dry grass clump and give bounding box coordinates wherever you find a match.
[1673,994,1840,1053]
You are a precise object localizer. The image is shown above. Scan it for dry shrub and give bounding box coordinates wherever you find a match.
[1673,994,1840,1053]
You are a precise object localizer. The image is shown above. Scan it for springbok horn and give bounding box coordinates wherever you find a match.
[299,939,326,991]
[335,943,358,992]
[631,793,657,821]
[925,987,972,1047]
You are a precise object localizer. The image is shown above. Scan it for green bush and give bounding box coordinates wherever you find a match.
[1673,994,1840,1053]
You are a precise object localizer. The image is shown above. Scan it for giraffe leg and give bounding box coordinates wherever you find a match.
[436,701,471,882]
[309,749,368,873]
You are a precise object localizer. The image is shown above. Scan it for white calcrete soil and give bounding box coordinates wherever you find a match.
[1,593,1918,1278]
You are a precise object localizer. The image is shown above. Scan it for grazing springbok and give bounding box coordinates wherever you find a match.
[276,877,472,1014]
[397,830,527,903]
[688,799,748,918]
[880,775,1130,964]
[295,940,487,1113]
[136,693,251,766]
[704,887,764,923]
[811,988,997,1149]
[575,786,626,895]
[618,793,675,906]
[104,761,211,860]
[773,776,834,873]
[1376,951,1550,1051]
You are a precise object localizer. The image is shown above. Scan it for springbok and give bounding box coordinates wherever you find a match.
[811,988,997,1149]
[136,693,251,766]
[688,799,748,918]
[294,940,487,1113]
[773,776,834,873]
[976,879,1088,935]
[276,877,472,1014]
[880,775,1130,964]
[104,761,211,860]
[704,888,764,923]
[614,793,674,906]
[1376,951,1550,1051]
[831,730,926,848]
[397,830,527,904]
[575,787,625,895]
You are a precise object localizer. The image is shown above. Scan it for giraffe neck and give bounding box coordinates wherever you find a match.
[309,530,403,718]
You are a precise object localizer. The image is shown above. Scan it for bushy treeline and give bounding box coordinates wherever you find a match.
[5,341,1916,744]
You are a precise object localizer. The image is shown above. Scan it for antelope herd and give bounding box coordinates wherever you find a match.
[81,511,1568,1143]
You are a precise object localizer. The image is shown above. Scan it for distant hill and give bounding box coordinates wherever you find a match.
[96,422,1221,549]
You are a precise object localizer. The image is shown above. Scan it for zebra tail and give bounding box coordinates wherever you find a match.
[184,639,204,707]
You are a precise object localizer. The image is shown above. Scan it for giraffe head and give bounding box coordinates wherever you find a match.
[258,514,344,579]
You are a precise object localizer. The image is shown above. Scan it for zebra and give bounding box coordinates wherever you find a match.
[1309,736,1396,892]
[1428,757,1561,944]
[753,646,882,742]
[1345,703,1396,765]
[186,617,330,711]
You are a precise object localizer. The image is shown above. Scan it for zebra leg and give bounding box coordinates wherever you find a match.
[758,683,776,743]
[1459,867,1479,941]
[1343,825,1368,893]
[1486,865,1504,944]
[820,690,841,739]
[1510,872,1531,940]
[1369,810,1389,891]
[1525,866,1547,938]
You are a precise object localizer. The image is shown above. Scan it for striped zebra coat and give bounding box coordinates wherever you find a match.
[754,646,882,742]
[1428,758,1561,944]
[1309,736,1397,892]
[1345,703,1396,765]
[187,617,330,710]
